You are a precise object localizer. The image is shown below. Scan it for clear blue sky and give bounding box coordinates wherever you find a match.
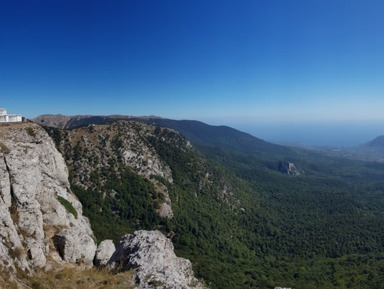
[1,0,384,145]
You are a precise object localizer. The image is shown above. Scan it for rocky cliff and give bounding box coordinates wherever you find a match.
[278,161,301,176]
[0,122,96,272]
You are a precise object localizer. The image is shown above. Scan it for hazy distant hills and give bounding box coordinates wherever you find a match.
[137,118,296,157]
[33,114,384,163]
[302,135,384,163]
[363,135,384,150]
[349,135,384,162]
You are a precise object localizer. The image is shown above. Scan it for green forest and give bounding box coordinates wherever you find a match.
[45,122,384,289]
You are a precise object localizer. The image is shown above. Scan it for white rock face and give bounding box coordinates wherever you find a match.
[108,230,203,289]
[0,123,96,270]
[94,239,116,267]
[278,161,301,176]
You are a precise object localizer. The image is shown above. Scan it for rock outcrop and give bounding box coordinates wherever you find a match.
[278,161,301,176]
[0,123,96,271]
[53,227,96,266]
[108,230,203,289]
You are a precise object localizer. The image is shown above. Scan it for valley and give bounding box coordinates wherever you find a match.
[34,115,384,289]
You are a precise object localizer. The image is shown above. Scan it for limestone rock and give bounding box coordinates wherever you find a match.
[108,230,203,289]
[0,123,96,270]
[157,202,173,219]
[0,197,29,271]
[94,239,115,267]
[278,161,301,176]
[53,227,96,266]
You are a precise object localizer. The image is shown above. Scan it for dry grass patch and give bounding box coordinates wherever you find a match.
[23,267,136,289]
[0,141,11,154]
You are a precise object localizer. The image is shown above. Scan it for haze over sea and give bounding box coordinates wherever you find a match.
[196,118,384,147]
[235,121,384,147]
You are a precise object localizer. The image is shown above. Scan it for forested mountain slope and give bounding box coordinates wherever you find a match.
[41,120,384,289]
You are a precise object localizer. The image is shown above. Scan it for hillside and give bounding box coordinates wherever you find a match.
[364,135,384,148]
[44,121,259,288]
[352,135,384,161]
[136,118,293,156]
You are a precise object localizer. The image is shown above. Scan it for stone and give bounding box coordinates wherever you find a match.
[94,239,115,267]
[108,230,203,289]
[53,227,96,267]
[157,202,174,219]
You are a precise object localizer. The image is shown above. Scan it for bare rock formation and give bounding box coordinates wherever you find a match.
[108,230,203,289]
[0,123,96,271]
[53,227,96,266]
[278,161,301,176]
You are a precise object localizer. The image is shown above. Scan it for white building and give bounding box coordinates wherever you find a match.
[0,108,22,123]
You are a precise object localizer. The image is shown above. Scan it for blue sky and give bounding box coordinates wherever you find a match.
[1,0,384,145]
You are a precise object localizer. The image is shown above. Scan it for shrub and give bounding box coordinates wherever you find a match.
[57,195,78,219]
[0,142,10,154]
[8,246,25,261]
[25,127,36,137]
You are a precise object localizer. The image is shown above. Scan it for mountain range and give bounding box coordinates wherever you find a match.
[33,114,384,162]
[6,113,380,288]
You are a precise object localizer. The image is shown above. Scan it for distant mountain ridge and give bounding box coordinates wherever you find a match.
[313,135,384,162]
[34,114,384,165]
[33,114,295,159]
[33,114,163,129]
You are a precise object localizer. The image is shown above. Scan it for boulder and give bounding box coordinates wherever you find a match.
[53,227,96,267]
[94,239,115,267]
[108,230,203,289]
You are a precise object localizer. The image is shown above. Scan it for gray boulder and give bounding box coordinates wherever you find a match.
[94,239,115,267]
[108,230,203,289]
[53,226,96,267]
